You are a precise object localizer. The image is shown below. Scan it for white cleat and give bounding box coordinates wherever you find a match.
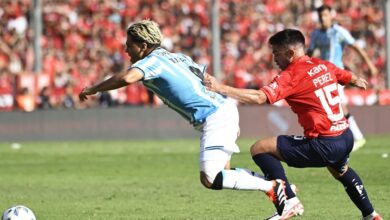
[264,197,304,220]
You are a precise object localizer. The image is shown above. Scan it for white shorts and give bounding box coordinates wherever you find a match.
[198,99,240,173]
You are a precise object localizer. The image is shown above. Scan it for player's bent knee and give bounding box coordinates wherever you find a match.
[250,140,265,155]
[251,138,278,156]
[200,171,223,190]
[200,171,212,188]
[328,165,349,179]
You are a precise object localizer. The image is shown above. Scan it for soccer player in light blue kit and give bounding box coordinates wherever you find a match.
[79,20,292,217]
[307,5,378,152]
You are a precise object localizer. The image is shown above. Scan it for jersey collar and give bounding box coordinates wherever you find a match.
[291,55,310,65]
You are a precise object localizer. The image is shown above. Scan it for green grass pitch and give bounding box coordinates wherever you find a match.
[0,136,389,219]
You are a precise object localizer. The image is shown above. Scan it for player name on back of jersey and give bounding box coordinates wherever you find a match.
[307,64,333,88]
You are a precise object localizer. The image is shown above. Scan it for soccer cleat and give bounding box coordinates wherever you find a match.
[266,179,290,219]
[265,212,281,220]
[362,211,382,220]
[266,180,287,215]
[264,197,304,220]
[352,138,366,152]
[289,184,298,194]
[285,197,304,216]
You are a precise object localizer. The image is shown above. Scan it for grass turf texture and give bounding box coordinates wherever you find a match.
[0,136,389,220]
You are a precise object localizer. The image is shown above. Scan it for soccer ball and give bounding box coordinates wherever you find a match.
[1,205,36,220]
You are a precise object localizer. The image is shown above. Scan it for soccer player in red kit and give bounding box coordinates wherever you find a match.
[203,29,381,220]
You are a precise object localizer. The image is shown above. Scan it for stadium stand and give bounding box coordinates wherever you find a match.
[0,0,387,111]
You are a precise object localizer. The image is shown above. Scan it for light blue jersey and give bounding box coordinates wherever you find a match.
[308,24,355,68]
[131,47,226,126]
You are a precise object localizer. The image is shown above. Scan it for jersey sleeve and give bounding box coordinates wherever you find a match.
[131,57,161,80]
[328,62,352,85]
[260,71,294,104]
[335,25,355,45]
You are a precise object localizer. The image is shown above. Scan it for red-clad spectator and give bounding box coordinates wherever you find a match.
[0,70,14,111]
[124,82,149,106]
[15,87,35,112]
[0,0,386,110]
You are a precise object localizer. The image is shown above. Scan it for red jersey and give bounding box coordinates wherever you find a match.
[261,56,352,138]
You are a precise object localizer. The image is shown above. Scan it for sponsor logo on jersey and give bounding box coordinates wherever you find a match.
[307,64,328,77]
[329,121,349,132]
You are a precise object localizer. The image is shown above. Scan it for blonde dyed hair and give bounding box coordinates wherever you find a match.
[127,20,163,46]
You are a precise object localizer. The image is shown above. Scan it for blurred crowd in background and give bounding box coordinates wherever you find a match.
[0,0,388,112]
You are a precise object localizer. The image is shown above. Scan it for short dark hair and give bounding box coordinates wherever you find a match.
[268,29,305,47]
[316,4,332,14]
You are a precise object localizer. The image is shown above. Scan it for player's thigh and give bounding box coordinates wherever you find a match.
[278,130,353,168]
[277,135,327,168]
[200,99,240,159]
[323,130,354,175]
[199,100,240,183]
[199,149,232,183]
[319,129,354,167]
[199,125,237,183]
[250,137,283,160]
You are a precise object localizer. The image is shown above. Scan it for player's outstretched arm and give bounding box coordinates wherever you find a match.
[351,43,378,76]
[79,68,143,102]
[349,74,368,90]
[203,73,267,105]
